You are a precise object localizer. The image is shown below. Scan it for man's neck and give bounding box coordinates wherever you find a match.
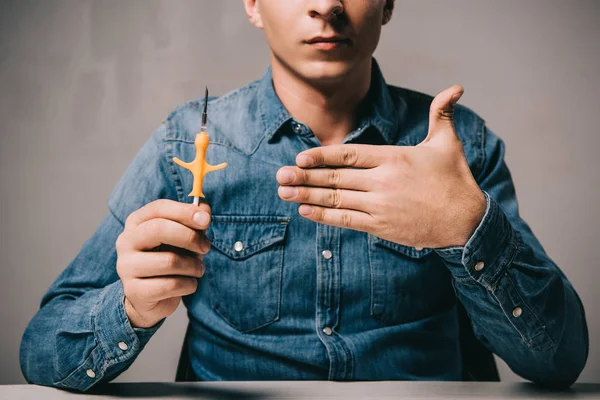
[271,57,372,146]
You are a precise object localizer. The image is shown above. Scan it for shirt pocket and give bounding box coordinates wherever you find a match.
[205,215,290,333]
[368,234,455,325]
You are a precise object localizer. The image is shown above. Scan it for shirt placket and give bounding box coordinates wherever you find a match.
[315,223,353,380]
[290,119,355,380]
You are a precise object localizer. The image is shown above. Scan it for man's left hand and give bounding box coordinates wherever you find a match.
[276,85,486,249]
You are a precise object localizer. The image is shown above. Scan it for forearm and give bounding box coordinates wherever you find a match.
[20,280,160,391]
[20,212,162,392]
[20,123,177,391]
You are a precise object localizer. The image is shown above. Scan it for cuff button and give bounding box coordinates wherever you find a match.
[474,261,485,271]
[512,307,523,318]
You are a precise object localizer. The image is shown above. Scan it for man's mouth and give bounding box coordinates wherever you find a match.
[305,36,351,50]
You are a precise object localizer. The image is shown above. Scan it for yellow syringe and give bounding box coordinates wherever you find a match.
[173,87,227,205]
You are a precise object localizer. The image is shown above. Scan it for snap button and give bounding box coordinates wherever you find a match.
[322,327,333,336]
[234,241,244,252]
[474,261,485,271]
[322,250,332,260]
[512,307,523,318]
[86,369,96,378]
[118,341,128,351]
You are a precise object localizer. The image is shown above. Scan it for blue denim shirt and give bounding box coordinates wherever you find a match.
[20,60,588,391]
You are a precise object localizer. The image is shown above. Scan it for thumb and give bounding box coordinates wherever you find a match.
[422,85,464,144]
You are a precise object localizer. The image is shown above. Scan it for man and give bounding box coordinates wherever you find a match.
[20,0,588,392]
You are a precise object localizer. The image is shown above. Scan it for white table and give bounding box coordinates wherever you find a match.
[2,381,599,399]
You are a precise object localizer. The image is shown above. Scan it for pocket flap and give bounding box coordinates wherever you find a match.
[369,234,433,258]
[206,215,290,260]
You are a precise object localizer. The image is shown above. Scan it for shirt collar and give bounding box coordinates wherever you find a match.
[360,58,402,144]
[257,58,403,145]
[257,67,293,142]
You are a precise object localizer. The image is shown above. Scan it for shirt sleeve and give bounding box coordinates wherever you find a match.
[20,123,177,392]
[434,125,589,389]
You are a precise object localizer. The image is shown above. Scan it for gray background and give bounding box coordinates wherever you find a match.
[0,0,598,384]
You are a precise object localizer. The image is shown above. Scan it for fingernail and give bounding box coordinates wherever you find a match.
[299,205,313,216]
[451,92,463,104]
[200,240,211,254]
[197,258,205,277]
[193,211,210,227]
[279,186,298,198]
[277,169,295,184]
[296,154,313,167]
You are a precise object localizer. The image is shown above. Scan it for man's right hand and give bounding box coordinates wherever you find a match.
[115,200,211,328]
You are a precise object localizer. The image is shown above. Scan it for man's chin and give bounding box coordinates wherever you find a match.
[298,59,357,85]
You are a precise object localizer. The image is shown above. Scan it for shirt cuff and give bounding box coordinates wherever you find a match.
[56,281,163,391]
[435,191,520,290]
[93,280,163,360]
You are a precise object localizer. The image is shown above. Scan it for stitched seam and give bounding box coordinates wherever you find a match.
[211,220,290,225]
[453,275,479,286]
[53,347,101,390]
[326,332,338,380]
[489,289,531,347]
[165,138,286,170]
[331,331,354,381]
[165,137,242,150]
[370,236,433,258]
[487,230,520,291]
[275,236,284,323]
[164,128,185,203]
[462,192,493,264]
[475,119,486,181]
[504,271,556,349]
[210,243,284,333]
[368,235,376,316]
[201,81,259,109]
[91,287,111,361]
[211,237,285,256]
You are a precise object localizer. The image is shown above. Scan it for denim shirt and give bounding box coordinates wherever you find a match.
[20,60,588,391]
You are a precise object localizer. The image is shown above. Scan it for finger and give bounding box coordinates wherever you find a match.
[125,199,212,231]
[126,218,209,253]
[297,204,375,232]
[124,251,205,279]
[278,186,369,212]
[135,276,199,302]
[276,166,372,191]
[424,85,464,143]
[295,144,385,169]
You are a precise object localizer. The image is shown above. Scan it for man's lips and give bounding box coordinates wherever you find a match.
[305,36,351,50]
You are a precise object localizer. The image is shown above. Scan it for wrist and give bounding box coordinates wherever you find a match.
[124,297,160,329]
[452,189,487,247]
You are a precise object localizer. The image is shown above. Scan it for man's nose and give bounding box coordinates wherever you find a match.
[307,0,344,22]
